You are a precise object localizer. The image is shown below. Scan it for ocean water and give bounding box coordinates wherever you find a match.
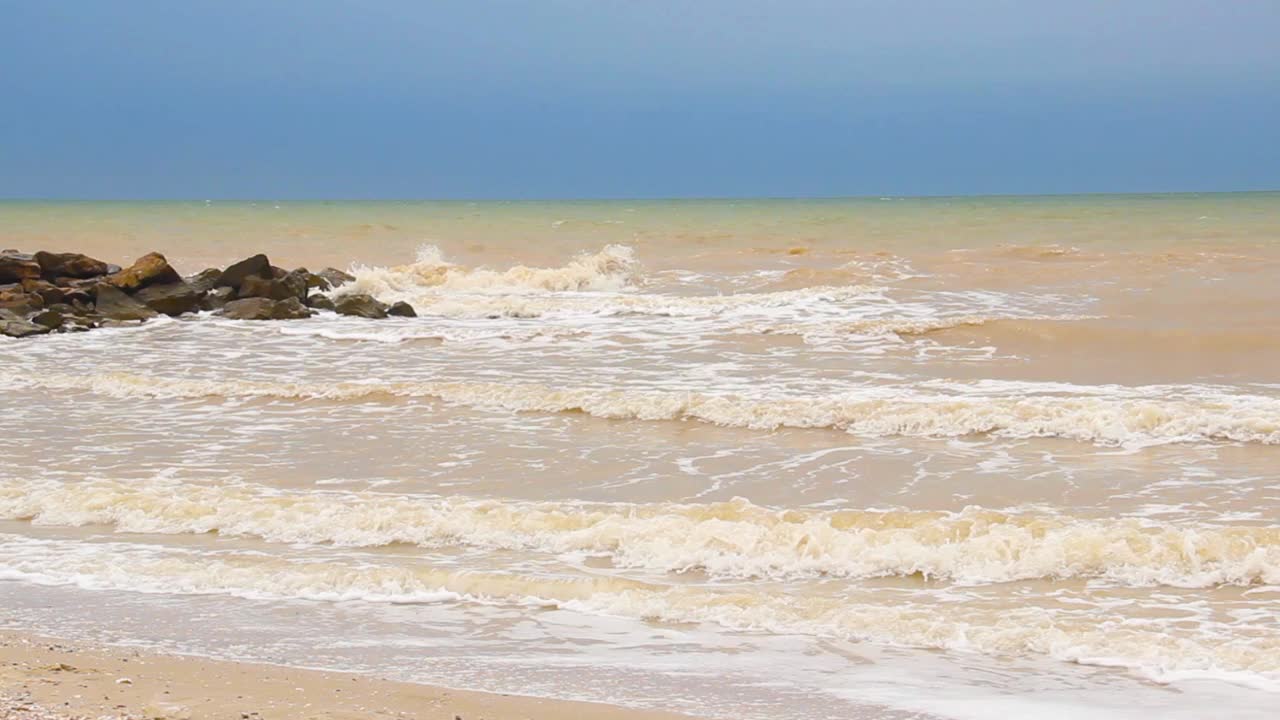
[2,194,1279,719]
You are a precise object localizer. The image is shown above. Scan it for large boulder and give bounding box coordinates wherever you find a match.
[94,284,158,321]
[199,284,235,310]
[34,303,97,332]
[52,275,102,291]
[294,267,330,291]
[217,254,273,289]
[0,252,41,283]
[334,293,388,319]
[219,296,314,321]
[0,286,42,314]
[306,294,336,312]
[185,268,223,294]
[30,306,69,330]
[20,279,59,305]
[200,286,236,312]
[273,297,315,319]
[34,251,112,279]
[238,273,307,302]
[219,297,273,320]
[238,274,283,300]
[387,301,417,317]
[282,269,310,301]
[317,267,356,288]
[105,252,181,291]
[21,278,91,306]
[133,280,201,316]
[0,309,52,338]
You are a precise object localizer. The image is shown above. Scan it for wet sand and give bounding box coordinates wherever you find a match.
[0,630,697,720]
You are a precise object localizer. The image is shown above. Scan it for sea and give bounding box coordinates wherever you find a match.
[2,193,1279,719]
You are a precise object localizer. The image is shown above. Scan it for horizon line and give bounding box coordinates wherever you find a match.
[2,188,1278,204]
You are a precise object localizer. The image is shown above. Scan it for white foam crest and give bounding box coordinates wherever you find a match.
[2,533,1277,691]
[6,371,1279,446]
[571,587,1280,693]
[0,534,644,605]
[328,243,891,319]
[351,283,880,320]
[338,244,640,302]
[269,322,586,344]
[4,480,1278,588]
[747,314,1096,339]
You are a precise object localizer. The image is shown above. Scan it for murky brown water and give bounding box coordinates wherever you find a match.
[2,194,1279,719]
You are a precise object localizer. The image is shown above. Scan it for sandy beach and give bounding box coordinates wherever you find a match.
[0,630,693,720]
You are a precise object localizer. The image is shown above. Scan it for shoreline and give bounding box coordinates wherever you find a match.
[0,629,699,720]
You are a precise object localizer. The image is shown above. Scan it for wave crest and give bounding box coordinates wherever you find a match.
[337,244,640,302]
[4,480,1278,588]
[3,516,1279,689]
[6,371,1279,446]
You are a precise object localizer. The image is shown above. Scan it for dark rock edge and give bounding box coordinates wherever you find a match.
[0,250,404,338]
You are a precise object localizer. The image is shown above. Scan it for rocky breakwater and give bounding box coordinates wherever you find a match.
[0,249,413,338]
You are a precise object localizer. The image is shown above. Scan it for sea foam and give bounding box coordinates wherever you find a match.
[2,530,1277,692]
[5,371,1279,446]
[3,479,1278,588]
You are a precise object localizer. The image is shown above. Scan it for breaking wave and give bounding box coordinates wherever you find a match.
[6,371,1280,446]
[3,480,1278,588]
[327,244,883,318]
[748,314,1095,339]
[2,532,1277,691]
[337,244,640,298]
[914,317,1280,352]
[389,284,879,320]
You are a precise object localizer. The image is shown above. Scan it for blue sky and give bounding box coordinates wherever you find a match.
[2,1,1278,198]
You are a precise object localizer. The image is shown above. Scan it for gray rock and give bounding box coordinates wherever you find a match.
[93,284,158,321]
[334,293,388,319]
[134,280,201,316]
[43,303,95,330]
[306,294,336,312]
[282,269,310,302]
[387,301,417,317]
[200,286,236,311]
[219,296,315,321]
[0,309,52,337]
[30,307,67,329]
[34,251,112,279]
[272,297,314,319]
[21,278,91,306]
[294,267,331,291]
[0,287,43,315]
[185,268,223,294]
[52,275,101,290]
[317,267,356,289]
[218,297,276,320]
[217,254,272,289]
[0,252,41,283]
[239,273,307,302]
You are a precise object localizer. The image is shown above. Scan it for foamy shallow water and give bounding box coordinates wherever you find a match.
[3,196,1280,719]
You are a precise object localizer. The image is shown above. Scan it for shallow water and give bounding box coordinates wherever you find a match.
[2,194,1279,719]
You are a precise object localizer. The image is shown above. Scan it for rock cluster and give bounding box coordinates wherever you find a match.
[0,249,412,338]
